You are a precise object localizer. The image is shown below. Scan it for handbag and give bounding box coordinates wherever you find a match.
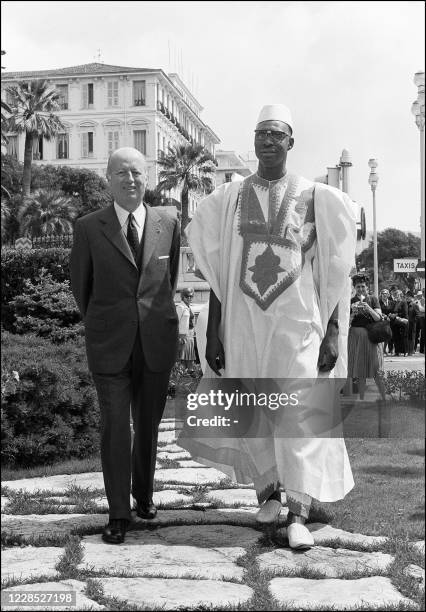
[366,319,392,344]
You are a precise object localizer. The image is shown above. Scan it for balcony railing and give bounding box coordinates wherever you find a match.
[134,98,145,106]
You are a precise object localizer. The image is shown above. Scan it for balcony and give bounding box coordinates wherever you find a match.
[134,98,145,106]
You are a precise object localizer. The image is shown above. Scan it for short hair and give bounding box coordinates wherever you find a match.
[352,273,369,286]
[181,287,194,297]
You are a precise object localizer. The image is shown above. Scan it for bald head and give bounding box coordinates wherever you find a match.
[106,147,148,212]
[106,147,147,178]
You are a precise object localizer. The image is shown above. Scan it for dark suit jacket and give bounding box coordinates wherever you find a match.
[70,204,180,374]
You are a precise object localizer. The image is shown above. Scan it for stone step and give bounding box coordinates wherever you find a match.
[257,546,394,578]
[99,577,253,610]
[268,576,415,609]
[80,524,261,581]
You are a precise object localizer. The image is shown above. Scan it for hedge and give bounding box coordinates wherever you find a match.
[1,331,99,467]
[1,247,71,331]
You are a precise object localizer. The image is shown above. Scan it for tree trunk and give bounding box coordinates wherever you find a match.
[22,133,34,197]
[181,186,189,234]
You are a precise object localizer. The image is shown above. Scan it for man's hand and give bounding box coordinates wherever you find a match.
[206,335,225,376]
[317,327,339,372]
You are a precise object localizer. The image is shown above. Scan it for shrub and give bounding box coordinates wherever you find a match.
[1,331,99,467]
[10,269,83,343]
[1,246,70,330]
[379,370,425,401]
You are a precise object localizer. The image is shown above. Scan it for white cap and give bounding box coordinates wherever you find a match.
[256,104,293,132]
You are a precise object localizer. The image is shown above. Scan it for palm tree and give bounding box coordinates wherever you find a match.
[157,143,217,232]
[1,99,11,146]
[5,80,66,196]
[17,189,78,237]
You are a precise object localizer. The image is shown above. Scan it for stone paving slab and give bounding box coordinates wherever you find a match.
[1,546,62,582]
[404,564,425,590]
[158,430,178,444]
[1,579,104,611]
[100,577,254,610]
[206,488,259,506]
[2,473,104,495]
[1,514,107,539]
[412,540,425,555]
[157,450,191,460]
[154,467,228,485]
[91,490,194,511]
[268,576,415,609]
[80,525,259,581]
[158,443,188,453]
[306,522,388,548]
[257,546,393,578]
[177,460,207,468]
[159,421,177,431]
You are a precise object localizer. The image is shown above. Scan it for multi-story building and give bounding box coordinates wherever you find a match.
[1,62,220,213]
[215,150,253,185]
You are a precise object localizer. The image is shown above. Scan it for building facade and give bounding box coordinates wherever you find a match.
[1,62,220,212]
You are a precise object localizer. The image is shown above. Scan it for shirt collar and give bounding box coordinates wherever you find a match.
[114,201,146,228]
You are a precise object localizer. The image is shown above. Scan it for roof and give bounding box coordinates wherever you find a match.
[2,63,158,80]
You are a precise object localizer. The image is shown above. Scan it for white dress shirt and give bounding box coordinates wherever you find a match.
[114,202,146,243]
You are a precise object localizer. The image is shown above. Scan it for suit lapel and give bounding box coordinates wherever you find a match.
[141,205,162,272]
[99,204,137,269]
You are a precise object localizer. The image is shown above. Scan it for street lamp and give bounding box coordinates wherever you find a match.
[368,158,379,297]
[411,71,425,270]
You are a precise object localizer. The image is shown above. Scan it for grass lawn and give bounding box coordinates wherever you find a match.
[319,438,425,540]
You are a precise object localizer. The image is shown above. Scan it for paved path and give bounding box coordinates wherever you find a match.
[1,419,424,610]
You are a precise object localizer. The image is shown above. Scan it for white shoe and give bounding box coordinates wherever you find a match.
[256,499,282,524]
[287,522,315,549]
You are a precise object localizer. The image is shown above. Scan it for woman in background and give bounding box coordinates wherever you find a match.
[348,274,386,400]
[389,287,408,357]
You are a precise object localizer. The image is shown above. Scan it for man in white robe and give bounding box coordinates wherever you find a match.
[181,104,357,549]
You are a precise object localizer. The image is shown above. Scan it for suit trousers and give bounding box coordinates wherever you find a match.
[92,332,171,520]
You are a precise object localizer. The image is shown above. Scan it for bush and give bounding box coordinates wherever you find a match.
[1,247,71,330]
[1,331,99,467]
[10,269,83,343]
[379,370,425,401]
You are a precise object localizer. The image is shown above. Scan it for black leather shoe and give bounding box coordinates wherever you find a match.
[102,518,129,544]
[135,502,157,520]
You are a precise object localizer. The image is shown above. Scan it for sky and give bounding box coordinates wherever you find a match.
[2,0,424,234]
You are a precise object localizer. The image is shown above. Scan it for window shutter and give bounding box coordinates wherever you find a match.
[114,131,119,150]
[82,84,88,109]
[82,132,88,157]
[107,82,112,106]
[113,82,118,106]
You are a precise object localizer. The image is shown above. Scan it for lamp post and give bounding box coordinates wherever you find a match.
[411,71,425,280]
[368,159,379,297]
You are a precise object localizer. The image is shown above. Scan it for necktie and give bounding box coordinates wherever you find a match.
[127,213,139,257]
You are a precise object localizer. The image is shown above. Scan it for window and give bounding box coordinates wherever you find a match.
[81,132,94,157]
[56,84,69,110]
[32,136,43,160]
[82,83,94,108]
[107,130,120,155]
[57,133,69,159]
[133,130,146,154]
[107,81,119,107]
[6,134,18,159]
[225,172,233,183]
[133,81,146,106]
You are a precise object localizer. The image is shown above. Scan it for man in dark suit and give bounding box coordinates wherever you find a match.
[70,147,180,544]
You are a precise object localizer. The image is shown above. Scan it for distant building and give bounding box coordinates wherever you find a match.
[215,150,252,185]
[1,62,220,211]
